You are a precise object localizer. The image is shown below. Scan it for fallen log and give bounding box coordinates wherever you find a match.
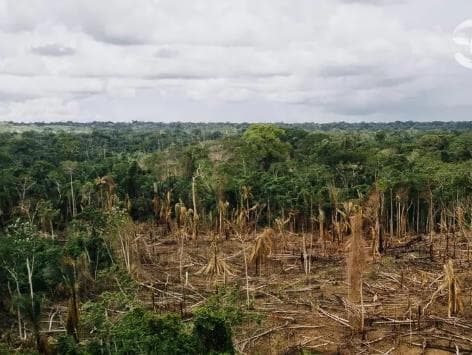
[386,235,423,253]
[409,341,472,354]
[238,321,290,351]
[317,306,353,329]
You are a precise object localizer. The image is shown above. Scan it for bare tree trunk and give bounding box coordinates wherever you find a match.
[396,198,399,238]
[416,195,420,235]
[360,275,364,333]
[429,190,433,235]
[379,191,385,253]
[70,173,76,217]
[309,231,314,274]
[6,269,23,339]
[50,220,55,240]
[390,188,393,238]
[179,232,185,282]
[319,207,326,256]
[302,234,308,275]
[268,198,271,228]
[192,175,198,240]
[219,207,223,237]
[26,257,41,350]
[26,258,34,318]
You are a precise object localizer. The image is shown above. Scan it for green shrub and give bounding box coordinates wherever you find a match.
[191,287,246,354]
[193,310,234,355]
[56,334,82,355]
[66,288,242,354]
[107,308,196,354]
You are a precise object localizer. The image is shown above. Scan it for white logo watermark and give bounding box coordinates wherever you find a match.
[453,19,472,69]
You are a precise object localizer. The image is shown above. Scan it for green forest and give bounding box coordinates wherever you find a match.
[1,121,472,354]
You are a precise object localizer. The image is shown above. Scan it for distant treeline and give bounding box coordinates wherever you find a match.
[2,120,472,133]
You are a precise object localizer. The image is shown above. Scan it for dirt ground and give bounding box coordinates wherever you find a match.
[134,227,472,355]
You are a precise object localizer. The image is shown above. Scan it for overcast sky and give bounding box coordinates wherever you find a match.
[0,0,471,123]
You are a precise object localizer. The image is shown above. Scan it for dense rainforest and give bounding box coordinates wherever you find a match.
[0,121,471,354]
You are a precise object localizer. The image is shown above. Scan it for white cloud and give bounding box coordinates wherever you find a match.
[0,0,470,122]
[0,97,80,121]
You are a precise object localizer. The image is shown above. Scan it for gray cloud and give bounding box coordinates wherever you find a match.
[319,64,378,78]
[93,33,147,46]
[143,70,291,81]
[339,0,404,4]
[144,73,217,80]
[0,91,35,102]
[31,44,76,56]
[155,46,179,58]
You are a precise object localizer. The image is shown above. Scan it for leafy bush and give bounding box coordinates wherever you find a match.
[193,310,234,354]
[191,287,246,354]
[110,308,196,354]
[76,289,242,355]
[198,287,246,325]
[56,334,82,355]
[80,300,109,339]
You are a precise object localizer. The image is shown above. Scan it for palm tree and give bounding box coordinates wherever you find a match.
[274,215,291,250]
[241,185,253,226]
[95,175,117,210]
[249,228,274,276]
[424,260,463,317]
[197,242,234,285]
[36,200,59,238]
[328,184,341,243]
[338,201,360,243]
[62,161,78,217]
[319,207,327,256]
[79,181,95,209]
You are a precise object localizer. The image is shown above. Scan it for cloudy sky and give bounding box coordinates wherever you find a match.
[0,0,471,122]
